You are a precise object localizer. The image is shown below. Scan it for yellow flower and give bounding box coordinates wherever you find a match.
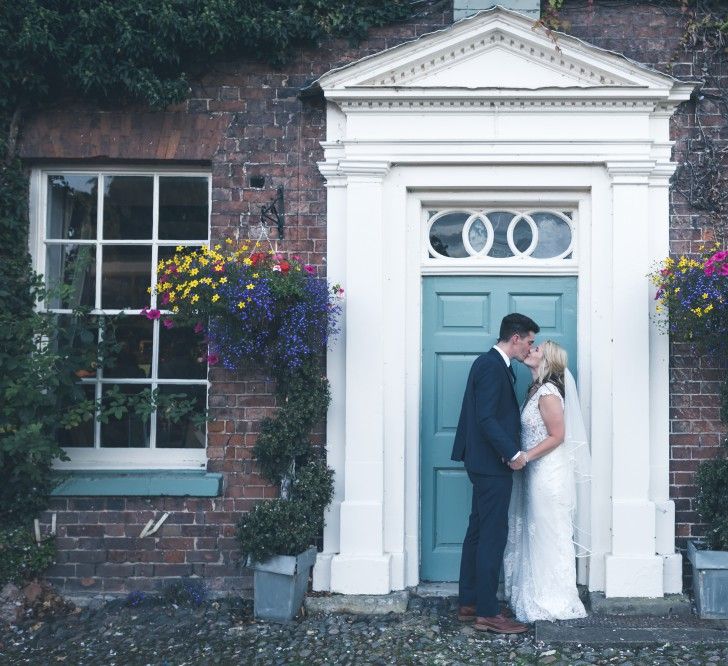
[705,303,714,313]
[214,244,222,251]
[252,273,259,278]
[212,294,220,302]
[702,293,708,299]
[191,294,199,303]
[225,238,233,245]
[246,283,255,290]
[219,277,228,284]
[189,268,199,276]
[237,301,245,309]
[243,258,253,266]
[176,245,184,252]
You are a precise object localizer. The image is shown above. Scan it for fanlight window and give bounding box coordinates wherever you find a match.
[427,209,574,261]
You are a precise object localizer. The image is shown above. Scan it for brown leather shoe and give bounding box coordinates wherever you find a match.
[499,604,514,618]
[457,605,476,622]
[473,614,528,634]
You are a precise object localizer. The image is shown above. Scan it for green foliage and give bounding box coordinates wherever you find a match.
[696,456,728,551]
[0,1,416,116]
[238,457,334,562]
[0,526,56,587]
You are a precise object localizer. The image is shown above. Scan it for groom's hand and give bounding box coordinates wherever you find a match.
[509,452,527,470]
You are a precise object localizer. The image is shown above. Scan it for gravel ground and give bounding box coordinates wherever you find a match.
[1,594,727,665]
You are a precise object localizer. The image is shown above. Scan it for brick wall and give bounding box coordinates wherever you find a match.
[26,0,727,596]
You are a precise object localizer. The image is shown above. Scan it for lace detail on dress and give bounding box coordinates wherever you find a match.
[503,382,586,623]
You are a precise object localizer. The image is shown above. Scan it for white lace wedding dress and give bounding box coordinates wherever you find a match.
[503,382,587,623]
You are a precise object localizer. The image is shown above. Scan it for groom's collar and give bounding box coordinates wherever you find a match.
[492,344,511,367]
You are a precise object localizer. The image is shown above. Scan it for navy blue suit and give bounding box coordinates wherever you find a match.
[451,347,520,617]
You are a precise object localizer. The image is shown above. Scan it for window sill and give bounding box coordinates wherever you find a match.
[51,470,223,497]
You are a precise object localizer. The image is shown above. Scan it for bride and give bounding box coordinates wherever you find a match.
[503,340,589,622]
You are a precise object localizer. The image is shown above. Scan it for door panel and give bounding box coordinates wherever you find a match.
[420,276,577,581]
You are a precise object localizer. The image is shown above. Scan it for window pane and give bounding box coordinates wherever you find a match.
[487,212,516,258]
[100,384,151,448]
[55,383,96,448]
[159,324,207,379]
[104,316,153,379]
[46,175,97,240]
[531,212,572,258]
[102,245,152,309]
[429,212,469,258]
[512,217,533,254]
[156,384,206,449]
[103,176,153,240]
[159,177,209,240]
[45,244,96,309]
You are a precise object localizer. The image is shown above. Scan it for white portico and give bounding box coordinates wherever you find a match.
[310,7,695,598]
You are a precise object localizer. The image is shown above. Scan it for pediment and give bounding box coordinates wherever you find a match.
[315,6,693,99]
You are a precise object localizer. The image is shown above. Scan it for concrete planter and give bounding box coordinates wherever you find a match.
[687,539,728,619]
[252,546,317,622]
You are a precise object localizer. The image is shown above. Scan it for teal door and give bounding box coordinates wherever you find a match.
[420,276,577,581]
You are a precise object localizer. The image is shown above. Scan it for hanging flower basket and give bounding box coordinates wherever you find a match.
[154,240,342,374]
[650,245,728,357]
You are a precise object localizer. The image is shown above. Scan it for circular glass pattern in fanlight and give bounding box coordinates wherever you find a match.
[427,208,574,260]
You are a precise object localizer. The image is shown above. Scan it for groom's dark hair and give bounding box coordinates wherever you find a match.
[498,313,540,342]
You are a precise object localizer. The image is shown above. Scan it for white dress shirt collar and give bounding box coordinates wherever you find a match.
[492,344,511,367]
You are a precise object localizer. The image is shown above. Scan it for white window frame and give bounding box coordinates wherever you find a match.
[29,166,211,470]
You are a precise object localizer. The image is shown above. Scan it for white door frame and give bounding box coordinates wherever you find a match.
[311,7,692,598]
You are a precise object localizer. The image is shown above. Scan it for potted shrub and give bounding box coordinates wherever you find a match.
[155,241,341,621]
[652,246,728,618]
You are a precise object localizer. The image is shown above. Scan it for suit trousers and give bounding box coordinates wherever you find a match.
[458,471,513,617]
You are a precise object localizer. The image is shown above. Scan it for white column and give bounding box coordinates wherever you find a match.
[649,163,683,594]
[329,160,393,594]
[312,151,347,591]
[604,162,664,597]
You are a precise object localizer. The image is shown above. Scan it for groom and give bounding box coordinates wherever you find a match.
[451,312,539,634]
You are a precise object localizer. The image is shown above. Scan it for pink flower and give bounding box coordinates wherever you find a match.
[194,322,204,334]
[293,255,301,261]
[720,263,728,276]
[712,250,727,262]
[659,268,671,277]
[304,264,316,274]
[705,264,716,276]
[160,292,170,305]
[205,353,219,366]
[141,307,161,320]
[162,318,174,329]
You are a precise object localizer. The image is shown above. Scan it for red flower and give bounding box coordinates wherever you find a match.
[278,260,290,273]
[250,252,266,266]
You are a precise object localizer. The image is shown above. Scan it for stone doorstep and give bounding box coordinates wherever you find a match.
[535,622,728,645]
[589,592,693,617]
[305,590,410,615]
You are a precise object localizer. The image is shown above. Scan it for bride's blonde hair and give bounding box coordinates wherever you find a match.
[534,340,567,398]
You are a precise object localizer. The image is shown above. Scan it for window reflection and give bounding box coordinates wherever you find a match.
[46,175,97,240]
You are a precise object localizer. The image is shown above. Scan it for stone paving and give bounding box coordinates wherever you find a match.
[2,594,728,665]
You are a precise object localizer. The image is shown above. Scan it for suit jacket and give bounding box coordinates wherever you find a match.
[451,347,520,476]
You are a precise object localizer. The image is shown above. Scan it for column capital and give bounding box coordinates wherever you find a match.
[339,160,391,181]
[606,160,656,184]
